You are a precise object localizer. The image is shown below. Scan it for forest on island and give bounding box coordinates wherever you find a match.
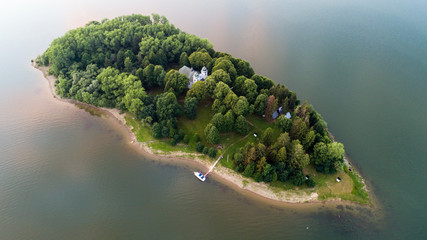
[36,14,345,187]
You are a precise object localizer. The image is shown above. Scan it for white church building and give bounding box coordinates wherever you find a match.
[179,66,208,88]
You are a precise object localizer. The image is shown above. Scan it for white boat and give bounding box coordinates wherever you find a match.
[194,155,223,182]
[194,172,206,182]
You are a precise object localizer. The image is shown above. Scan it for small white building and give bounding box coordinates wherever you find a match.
[179,65,208,88]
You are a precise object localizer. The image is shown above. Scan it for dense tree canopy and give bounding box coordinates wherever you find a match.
[212,57,237,80]
[204,124,220,144]
[155,92,181,121]
[189,51,212,70]
[164,69,188,95]
[183,97,198,120]
[253,93,268,116]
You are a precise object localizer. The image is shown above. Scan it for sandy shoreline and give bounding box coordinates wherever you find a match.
[34,63,370,206]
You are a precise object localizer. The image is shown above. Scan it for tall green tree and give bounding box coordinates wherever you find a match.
[276,147,287,164]
[223,92,239,109]
[262,127,274,146]
[236,59,254,78]
[211,113,226,132]
[155,92,181,121]
[179,52,190,67]
[204,77,217,96]
[204,124,220,144]
[235,115,248,135]
[210,69,232,85]
[276,115,292,132]
[186,81,206,100]
[232,96,249,116]
[256,157,267,174]
[152,122,163,138]
[153,65,166,87]
[253,94,268,116]
[164,69,189,95]
[251,74,274,91]
[124,57,133,73]
[214,82,231,101]
[142,64,157,89]
[275,132,291,150]
[302,130,315,151]
[212,57,237,80]
[290,117,308,141]
[242,79,258,103]
[188,51,212,70]
[223,110,235,132]
[183,97,198,120]
[288,140,310,170]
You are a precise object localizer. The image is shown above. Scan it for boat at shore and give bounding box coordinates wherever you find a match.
[194,155,223,182]
[194,172,206,182]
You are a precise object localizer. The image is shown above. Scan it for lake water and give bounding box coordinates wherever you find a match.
[0,0,426,239]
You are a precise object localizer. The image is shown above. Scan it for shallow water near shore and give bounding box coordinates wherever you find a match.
[1,0,426,239]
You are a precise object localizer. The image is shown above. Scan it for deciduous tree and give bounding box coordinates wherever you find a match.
[164,69,189,95]
[183,97,198,120]
[232,96,249,116]
[235,115,248,135]
[186,81,206,100]
[288,140,310,170]
[253,94,268,116]
[262,127,274,146]
[205,124,220,144]
[189,51,212,70]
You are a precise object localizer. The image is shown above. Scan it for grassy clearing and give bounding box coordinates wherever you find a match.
[124,115,154,142]
[247,115,281,136]
[343,167,370,204]
[178,102,213,145]
[147,141,193,154]
[303,165,370,205]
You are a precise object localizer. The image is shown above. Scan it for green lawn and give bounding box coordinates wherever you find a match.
[147,141,194,154]
[178,101,214,148]
[303,165,370,205]
[246,114,281,140]
[177,105,286,169]
[124,115,154,142]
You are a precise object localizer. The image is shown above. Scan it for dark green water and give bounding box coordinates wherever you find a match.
[0,0,426,239]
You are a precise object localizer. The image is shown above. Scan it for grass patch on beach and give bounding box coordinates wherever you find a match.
[344,167,370,204]
[124,115,154,142]
[147,141,193,154]
[304,165,370,205]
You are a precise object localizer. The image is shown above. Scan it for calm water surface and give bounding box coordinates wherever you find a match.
[0,0,426,239]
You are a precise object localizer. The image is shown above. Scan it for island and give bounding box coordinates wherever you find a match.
[34,14,370,205]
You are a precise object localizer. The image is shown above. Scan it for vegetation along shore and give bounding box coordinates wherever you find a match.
[34,14,371,205]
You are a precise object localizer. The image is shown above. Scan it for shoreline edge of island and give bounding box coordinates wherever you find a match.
[33,62,373,208]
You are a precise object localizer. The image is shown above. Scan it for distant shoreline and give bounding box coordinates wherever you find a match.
[34,63,369,206]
